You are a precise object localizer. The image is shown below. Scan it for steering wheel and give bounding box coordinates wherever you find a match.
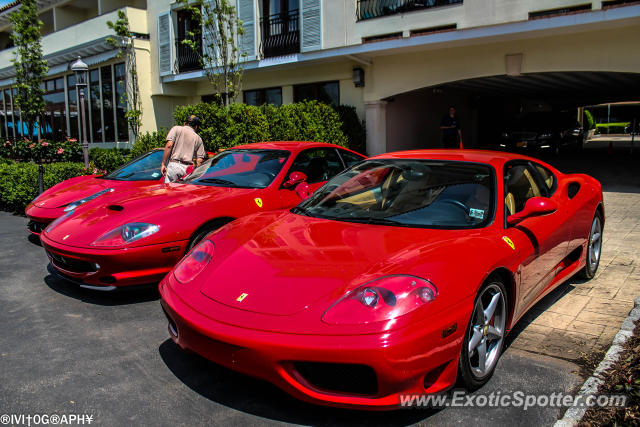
[439,199,469,214]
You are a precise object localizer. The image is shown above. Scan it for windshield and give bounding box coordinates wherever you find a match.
[294,159,495,229]
[184,149,290,188]
[104,150,164,181]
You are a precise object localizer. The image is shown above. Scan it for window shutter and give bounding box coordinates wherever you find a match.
[237,0,256,61]
[158,12,173,76]
[300,0,321,52]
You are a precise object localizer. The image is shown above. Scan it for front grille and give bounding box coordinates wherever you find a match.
[47,251,98,273]
[27,220,48,234]
[294,362,378,396]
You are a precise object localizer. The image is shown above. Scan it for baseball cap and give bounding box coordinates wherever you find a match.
[186,114,201,126]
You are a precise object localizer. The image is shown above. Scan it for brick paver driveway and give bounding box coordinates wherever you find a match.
[510,143,640,361]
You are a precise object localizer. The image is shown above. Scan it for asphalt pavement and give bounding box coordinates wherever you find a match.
[0,211,583,427]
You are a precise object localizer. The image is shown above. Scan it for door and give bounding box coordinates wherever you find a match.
[279,147,345,207]
[504,162,571,308]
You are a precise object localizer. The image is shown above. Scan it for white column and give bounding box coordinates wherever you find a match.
[365,100,388,155]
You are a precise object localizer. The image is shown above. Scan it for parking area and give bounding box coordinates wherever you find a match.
[1,143,638,426]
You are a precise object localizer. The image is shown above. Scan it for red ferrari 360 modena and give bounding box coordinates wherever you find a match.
[160,149,604,409]
[40,142,365,290]
[25,149,166,234]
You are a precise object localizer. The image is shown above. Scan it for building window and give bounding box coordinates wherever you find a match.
[101,66,115,142]
[114,63,128,141]
[41,77,67,141]
[175,8,202,73]
[243,87,283,106]
[356,0,463,21]
[293,81,339,106]
[0,62,126,143]
[89,69,102,143]
[67,74,79,139]
[261,0,300,57]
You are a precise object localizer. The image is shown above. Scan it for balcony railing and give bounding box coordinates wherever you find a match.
[175,38,202,73]
[356,0,463,21]
[260,9,300,58]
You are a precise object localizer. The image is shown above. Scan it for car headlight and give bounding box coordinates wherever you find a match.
[91,222,159,247]
[501,132,509,139]
[322,275,437,325]
[173,240,214,284]
[538,133,553,139]
[62,188,114,212]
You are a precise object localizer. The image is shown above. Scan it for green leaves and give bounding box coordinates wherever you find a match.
[171,101,352,152]
[106,9,142,140]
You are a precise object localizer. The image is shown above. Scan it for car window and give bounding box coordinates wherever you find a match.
[286,148,345,184]
[532,163,557,195]
[104,150,164,181]
[504,163,542,216]
[186,149,289,188]
[337,149,365,168]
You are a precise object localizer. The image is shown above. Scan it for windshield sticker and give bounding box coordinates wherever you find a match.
[152,172,160,178]
[254,198,263,208]
[469,208,485,219]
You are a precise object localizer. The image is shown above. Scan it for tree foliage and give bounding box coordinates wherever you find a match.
[9,0,48,140]
[175,0,245,106]
[107,10,142,140]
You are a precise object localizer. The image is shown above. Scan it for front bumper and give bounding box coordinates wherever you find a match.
[40,232,189,288]
[25,204,60,235]
[159,278,472,410]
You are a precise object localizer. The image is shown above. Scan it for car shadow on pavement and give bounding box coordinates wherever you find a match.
[158,339,438,426]
[502,280,578,350]
[28,233,42,247]
[43,272,160,306]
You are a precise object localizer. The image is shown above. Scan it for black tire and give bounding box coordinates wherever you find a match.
[579,211,603,280]
[458,276,508,390]
[186,219,232,252]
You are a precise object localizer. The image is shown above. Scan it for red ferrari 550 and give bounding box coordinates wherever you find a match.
[160,149,604,409]
[25,149,166,234]
[40,142,365,290]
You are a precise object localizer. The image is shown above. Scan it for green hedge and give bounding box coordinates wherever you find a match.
[130,129,168,159]
[171,100,354,152]
[89,147,131,173]
[0,160,94,212]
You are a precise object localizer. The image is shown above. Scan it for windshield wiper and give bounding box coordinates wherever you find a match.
[290,206,308,216]
[197,178,238,187]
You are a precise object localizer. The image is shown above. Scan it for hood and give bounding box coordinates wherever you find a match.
[44,182,255,247]
[32,175,107,209]
[199,212,463,316]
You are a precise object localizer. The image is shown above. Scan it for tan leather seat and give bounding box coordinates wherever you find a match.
[505,193,516,216]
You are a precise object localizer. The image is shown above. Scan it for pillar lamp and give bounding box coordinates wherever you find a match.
[71,56,89,168]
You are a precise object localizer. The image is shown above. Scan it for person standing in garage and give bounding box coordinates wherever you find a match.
[161,115,205,183]
[440,106,463,149]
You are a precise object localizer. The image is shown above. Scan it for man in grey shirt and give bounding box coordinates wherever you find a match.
[161,115,206,183]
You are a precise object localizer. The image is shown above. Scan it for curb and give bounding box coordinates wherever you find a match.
[554,296,640,427]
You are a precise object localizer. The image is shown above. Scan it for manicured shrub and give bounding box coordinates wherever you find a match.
[173,100,350,152]
[89,147,131,173]
[0,161,95,212]
[335,105,366,154]
[129,129,168,159]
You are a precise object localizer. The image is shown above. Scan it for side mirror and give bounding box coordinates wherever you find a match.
[507,197,557,225]
[283,171,307,189]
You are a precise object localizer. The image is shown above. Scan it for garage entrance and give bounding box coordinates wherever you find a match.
[384,71,640,152]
